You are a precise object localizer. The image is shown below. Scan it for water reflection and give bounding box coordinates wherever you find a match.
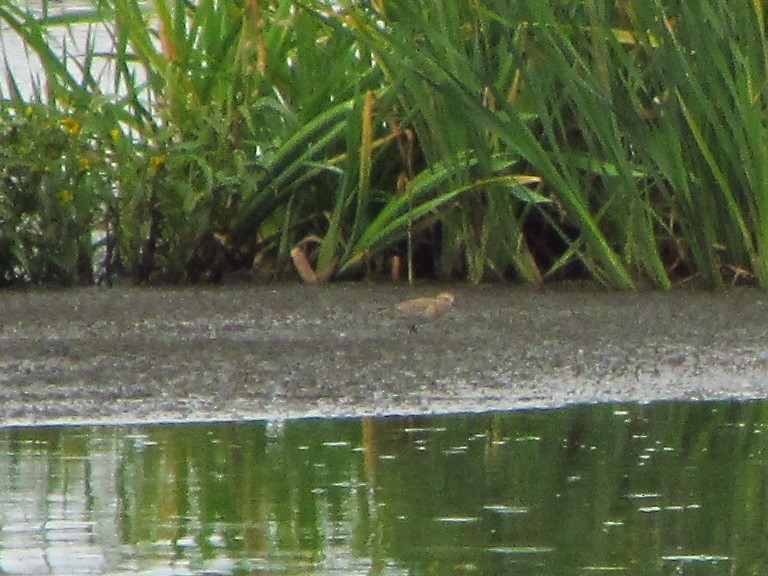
[0,400,766,575]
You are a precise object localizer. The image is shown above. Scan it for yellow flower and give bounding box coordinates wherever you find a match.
[110,128,121,140]
[148,155,166,175]
[24,106,34,117]
[57,189,74,205]
[78,157,91,172]
[61,117,81,135]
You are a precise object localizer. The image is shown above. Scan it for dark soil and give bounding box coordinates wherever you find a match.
[1,283,767,426]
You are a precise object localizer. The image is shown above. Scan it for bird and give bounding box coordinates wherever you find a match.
[389,291,455,332]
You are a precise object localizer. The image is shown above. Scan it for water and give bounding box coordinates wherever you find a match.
[1,0,141,100]
[0,400,765,575]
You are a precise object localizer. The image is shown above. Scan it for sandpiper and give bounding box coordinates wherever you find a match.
[391,291,455,332]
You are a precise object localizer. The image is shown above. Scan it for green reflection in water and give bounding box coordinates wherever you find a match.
[0,400,767,575]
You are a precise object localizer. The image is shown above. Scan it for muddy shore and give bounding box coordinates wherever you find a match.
[1,283,767,426]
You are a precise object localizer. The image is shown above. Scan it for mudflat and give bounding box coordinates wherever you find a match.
[1,283,767,426]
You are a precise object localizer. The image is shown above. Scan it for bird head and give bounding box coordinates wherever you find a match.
[436,292,455,304]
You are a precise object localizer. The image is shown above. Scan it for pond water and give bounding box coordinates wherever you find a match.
[0,399,765,576]
[1,0,140,100]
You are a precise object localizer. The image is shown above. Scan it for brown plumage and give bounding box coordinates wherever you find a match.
[391,291,455,332]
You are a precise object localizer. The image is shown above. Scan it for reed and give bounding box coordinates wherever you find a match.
[1,0,767,287]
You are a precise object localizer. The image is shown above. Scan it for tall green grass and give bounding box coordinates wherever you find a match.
[1,0,767,287]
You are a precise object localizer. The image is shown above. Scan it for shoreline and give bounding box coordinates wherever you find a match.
[1,284,767,427]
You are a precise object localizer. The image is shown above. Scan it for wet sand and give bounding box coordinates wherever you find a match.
[1,283,767,426]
